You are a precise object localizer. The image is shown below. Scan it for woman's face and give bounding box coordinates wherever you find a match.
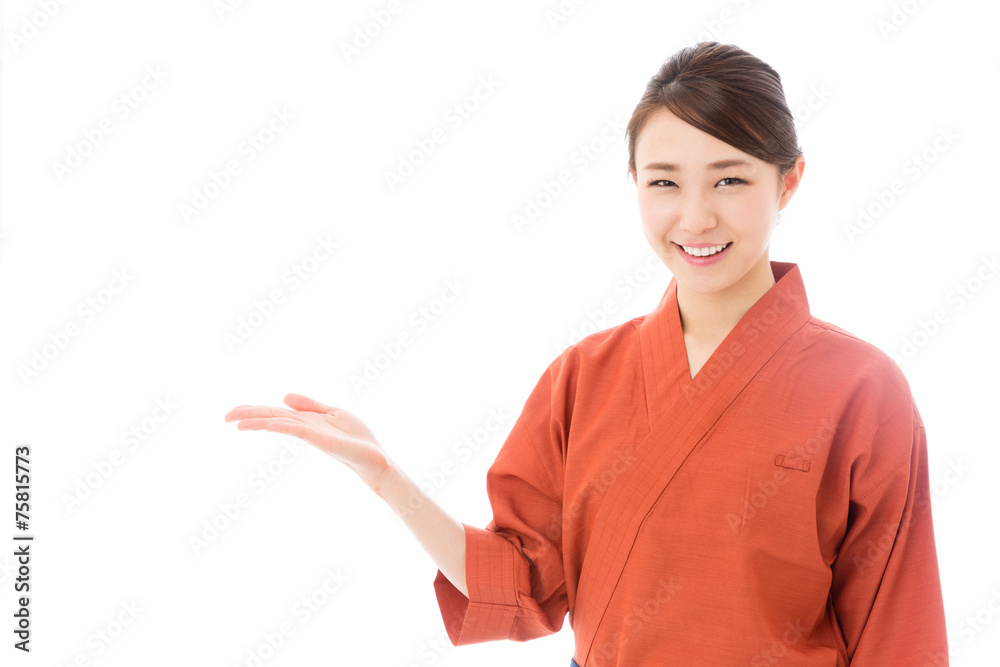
[630,107,803,298]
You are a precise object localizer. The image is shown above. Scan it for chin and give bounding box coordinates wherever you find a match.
[666,262,722,291]
[680,276,734,296]
[674,258,756,296]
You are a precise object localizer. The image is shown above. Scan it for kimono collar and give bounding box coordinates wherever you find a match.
[639,261,813,415]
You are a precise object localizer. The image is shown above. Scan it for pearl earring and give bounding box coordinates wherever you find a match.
[776,211,783,226]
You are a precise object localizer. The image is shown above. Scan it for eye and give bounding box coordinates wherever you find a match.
[644,176,748,188]
[719,176,748,186]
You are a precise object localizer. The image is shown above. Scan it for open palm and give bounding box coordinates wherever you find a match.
[224,393,389,486]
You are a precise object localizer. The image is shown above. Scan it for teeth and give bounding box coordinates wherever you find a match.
[681,243,728,257]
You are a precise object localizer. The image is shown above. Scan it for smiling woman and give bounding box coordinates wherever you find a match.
[225,41,949,666]
[626,45,806,379]
[631,102,805,376]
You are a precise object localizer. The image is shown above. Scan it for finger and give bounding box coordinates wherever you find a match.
[225,406,300,422]
[235,417,300,431]
[283,393,336,415]
[264,420,327,447]
[224,404,262,420]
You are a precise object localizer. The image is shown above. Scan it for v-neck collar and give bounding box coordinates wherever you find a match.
[638,261,812,424]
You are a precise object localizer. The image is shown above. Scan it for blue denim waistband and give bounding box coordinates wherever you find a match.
[570,659,580,667]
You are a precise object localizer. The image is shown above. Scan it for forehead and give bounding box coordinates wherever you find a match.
[635,107,758,168]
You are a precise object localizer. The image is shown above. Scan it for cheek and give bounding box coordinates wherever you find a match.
[638,207,668,249]
[720,192,772,229]
[637,192,670,229]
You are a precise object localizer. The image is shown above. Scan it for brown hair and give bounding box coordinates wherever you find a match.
[626,41,802,183]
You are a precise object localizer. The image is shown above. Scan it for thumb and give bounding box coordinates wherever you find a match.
[283,393,334,414]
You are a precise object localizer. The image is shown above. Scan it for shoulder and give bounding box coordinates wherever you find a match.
[549,314,645,377]
[790,316,924,481]
[521,314,646,409]
[793,315,912,401]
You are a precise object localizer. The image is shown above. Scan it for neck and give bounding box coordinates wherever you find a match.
[676,256,776,341]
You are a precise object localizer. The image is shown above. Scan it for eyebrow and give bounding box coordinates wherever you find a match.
[642,159,754,172]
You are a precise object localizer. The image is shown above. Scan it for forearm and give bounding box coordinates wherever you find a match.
[368,459,468,598]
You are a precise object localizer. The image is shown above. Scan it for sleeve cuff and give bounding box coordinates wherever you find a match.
[433,523,522,645]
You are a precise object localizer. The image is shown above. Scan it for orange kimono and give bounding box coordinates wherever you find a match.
[433,261,949,666]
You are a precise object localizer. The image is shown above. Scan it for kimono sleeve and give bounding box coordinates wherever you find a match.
[830,399,949,665]
[433,352,571,646]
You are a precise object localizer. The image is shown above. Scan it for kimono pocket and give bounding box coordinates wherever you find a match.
[774,454,810,472]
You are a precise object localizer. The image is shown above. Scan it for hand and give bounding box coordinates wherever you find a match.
[224,393,390,488]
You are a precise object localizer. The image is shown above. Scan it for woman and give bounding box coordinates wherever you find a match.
[225,42,948,665]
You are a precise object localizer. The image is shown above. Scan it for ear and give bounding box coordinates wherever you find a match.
[778,156,806,209]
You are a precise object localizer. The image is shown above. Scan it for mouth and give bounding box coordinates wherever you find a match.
[675,242,732,257]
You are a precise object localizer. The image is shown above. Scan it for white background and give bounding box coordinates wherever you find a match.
[2,0,998,665]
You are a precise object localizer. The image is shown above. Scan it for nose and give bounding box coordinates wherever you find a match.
[678,198,718,235]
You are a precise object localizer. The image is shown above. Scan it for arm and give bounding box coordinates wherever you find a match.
[830,403,949,664]
[369,459,469,597]
[225,371,571,648]
[432,355,572,646]
[225,393,470,596]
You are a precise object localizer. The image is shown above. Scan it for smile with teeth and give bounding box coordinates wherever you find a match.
[680,242,731,257]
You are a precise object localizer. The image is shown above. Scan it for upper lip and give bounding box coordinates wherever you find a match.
[674,242,731,248]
